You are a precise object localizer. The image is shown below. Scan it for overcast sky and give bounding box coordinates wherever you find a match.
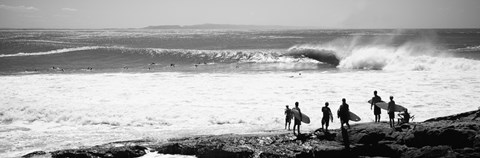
[1,0,479,29]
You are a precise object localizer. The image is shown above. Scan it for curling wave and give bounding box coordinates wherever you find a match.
[286,38,480,71]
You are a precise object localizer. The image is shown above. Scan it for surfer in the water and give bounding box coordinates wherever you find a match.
[338,98,350,129]
[321,102,333,132]
[293,102,302,135]
[388,96,395,128]
[284,105,292,130]
[371,91,382,123]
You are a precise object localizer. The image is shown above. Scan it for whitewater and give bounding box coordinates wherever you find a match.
[0,29,479,157]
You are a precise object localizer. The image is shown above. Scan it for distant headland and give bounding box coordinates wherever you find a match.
[142,24,316,30]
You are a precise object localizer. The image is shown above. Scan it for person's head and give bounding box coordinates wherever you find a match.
[325,102,329,107]
[374,90,378,96]
[342,98,346,103]
[286,105,289,108]
[404,109,408,113]
[295,102,299,107]
[390,96,394,100]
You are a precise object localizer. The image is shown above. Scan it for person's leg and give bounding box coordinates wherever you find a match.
[325,120,329,132]
[293,124,296,135]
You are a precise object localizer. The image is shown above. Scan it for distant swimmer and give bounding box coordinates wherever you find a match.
[388,96,395,128]
[293,102,302,135]
[150,62,156,65]
[170,64,175,67]
[284,105,293,130]
[123,66,128,69]
[321,102,333,132]
[338,98,350,129]
[195,64,198,68]
[371,91,382,123]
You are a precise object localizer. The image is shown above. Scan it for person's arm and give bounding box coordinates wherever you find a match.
[371,98,374,109]
[337,108,340,118]
[329,109,333,122]
[298,108,302,120]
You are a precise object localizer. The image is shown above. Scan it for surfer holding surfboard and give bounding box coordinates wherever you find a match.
[371,91,382,123]
[292,102,303,135]
[337,98,351,129]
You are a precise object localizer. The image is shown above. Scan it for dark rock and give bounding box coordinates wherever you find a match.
[358,132,386,145]
[21,151,48,158]
[402,145,457,158]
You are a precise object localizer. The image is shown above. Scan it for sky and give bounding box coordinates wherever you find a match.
[0,0,479,29]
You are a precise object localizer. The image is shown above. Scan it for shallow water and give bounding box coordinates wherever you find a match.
[1,68,479,157]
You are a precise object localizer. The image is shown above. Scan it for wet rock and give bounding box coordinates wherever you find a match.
[21,151,48,158]
[22,110,480,158]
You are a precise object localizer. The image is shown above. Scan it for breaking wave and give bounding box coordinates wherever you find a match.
[286,37,480,71]
[0,46,319,64]
[0,46,107,57]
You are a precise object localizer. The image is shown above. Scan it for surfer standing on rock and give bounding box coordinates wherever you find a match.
[321,102,333,132]
[388,96,396,128]
[371,91,382,123]
[292,102,302,135]
[285,105,292,130]
[338,98,350,129]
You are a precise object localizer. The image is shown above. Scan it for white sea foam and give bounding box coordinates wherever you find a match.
[1,70,479,157]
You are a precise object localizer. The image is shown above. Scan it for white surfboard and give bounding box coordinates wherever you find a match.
[349,111,361,122]
[291,109,310,124]
[368,99,407,112]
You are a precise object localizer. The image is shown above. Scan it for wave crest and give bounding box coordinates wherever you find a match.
[288,37,480,71]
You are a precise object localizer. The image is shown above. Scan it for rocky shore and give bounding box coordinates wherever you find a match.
[23,110,480,158]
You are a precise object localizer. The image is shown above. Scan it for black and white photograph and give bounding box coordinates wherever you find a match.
[1,0,480,157]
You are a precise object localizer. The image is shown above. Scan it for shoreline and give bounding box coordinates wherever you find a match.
[22,110,480,158]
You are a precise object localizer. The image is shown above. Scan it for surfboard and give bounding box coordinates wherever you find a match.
[368,99,407,112]
[291,109,310,124]
[349,111,361,122]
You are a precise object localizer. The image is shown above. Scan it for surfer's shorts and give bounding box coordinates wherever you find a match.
[389,112,394,119]
[374,106,381,115]
[294,119,301,125]
[286,117,291,123]
[322,117,329,126]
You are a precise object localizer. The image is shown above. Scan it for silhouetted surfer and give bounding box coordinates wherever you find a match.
[371,91,382,123]
[338,98,350,129]
[293,102,302,135]
[321,102,333,132]
[398,109,411,124]
[388,96,395,128]
[284,105,292,130]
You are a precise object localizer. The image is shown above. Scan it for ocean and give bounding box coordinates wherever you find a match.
[0,29,479,157]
